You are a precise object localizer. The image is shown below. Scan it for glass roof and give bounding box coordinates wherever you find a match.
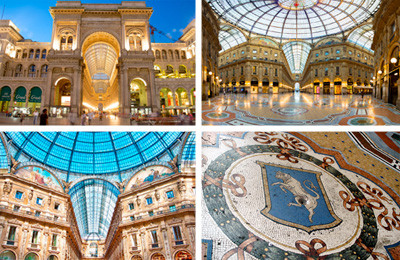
[69,179,120,240]
[282,41,312,74]
[5,132,183,176]
[209,0,380,41]
[0,139,7,169]
[219,24,247,52]
[347,24,374,51]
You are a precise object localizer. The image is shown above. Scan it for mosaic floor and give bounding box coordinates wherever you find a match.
[202,93,400,125]
[201,132,400,260]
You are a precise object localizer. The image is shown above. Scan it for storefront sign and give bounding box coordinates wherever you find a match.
[29,87,42,103]
[0,86,11,101]
[14,87,26,102]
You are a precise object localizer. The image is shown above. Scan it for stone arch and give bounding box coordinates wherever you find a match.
[81,31,121,55]
[0,250,17,260]
[130,78,148,107]
[24,252,39,260]
[173,249,194,260]
[150,252,166,260]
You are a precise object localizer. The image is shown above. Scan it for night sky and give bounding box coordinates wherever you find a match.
[0,0,195,43]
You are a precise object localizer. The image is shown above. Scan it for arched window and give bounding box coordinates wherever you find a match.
[156,50,161,59]
[179,65,187,74]
[175,50,180,60]
[15,64,23,77]
[168,50,174,60]
[129,34,142,51]
[29,49,34,59]
[166,65,174,74]
[22,49,27,59]
[16,49,22,59]
[42,49,47,59]
[67,36,73,50]
[41,65,48,78]
[162,50,167,59]
[60,36,67,50]
[181,51,186,59]
[35,49,40,59]
[28,65,36,77]
[89,243,98,257]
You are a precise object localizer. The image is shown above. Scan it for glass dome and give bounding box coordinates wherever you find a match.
[208,0,380,41]
[5,132,183,175]
[347,24,374,51]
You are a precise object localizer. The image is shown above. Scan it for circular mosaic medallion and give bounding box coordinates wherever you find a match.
[203,144,378,259]
[206,112,230,119]
[349,117,376,126]
[271,107,308,116]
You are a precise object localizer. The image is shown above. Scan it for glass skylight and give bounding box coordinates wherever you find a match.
[282,41,312,74]
[5,132,183,175]
[219,24,247,52]
[209,0,380,41]
[347,24,374,52]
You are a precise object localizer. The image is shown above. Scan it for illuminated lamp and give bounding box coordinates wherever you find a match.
[391,57,398,64]
[378,70,383,75]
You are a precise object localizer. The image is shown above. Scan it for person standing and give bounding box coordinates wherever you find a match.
[88,111,94,125]
[81,111,87,125]
[69,111,76,125]
[33,110,39,125]
[20,113,25,125]
[39,109,49,125]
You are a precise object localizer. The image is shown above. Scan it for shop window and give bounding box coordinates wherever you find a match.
[15,191,23,199]
[172,226,183,245]
[129,203,134,210]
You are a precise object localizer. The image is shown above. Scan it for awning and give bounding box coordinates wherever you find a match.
[29,87,42,103]
[14,87,26,102]
[0,86,11,102]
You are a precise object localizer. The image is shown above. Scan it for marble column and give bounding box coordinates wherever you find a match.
[162,227,171,260]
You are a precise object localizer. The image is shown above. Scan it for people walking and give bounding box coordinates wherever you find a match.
[69,111,76,125]
[39,109,49,125]
[81,111,87,125]
[33,110,39,125]
[88,111,94,125]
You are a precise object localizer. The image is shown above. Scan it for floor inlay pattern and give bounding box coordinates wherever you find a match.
[202,132,400,260]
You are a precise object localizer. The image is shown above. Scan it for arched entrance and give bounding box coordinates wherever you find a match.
[0,86,11,112]
[53,77,71,117]
[130,78,149,115]
[28,87,42,114]
[89,242,98,257]
[132,256,143,260]
[47,255,58,260]
[272,79,279,94]
[347,78,353,94]
[334,80,342,95]
[175,88,189,107]
[81,31,121,114]
[175,250,193,260]
[151,253,165,260]
[0,250,16,260]
[262,79,269,93]
[24,253,39,260]
[314,81,320,94]
[294,82,300,92]
[323,81,330,94]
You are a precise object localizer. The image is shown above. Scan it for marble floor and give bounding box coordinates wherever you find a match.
[202,93,400,125]
[202,132,400,260]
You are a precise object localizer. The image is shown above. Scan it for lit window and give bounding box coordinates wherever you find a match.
[349,51,353,55]
[15,191,23,199]
[241,50,245,55]
[253,49,257,54]
[166,190,174,199]
[325,51,329,56]
[146,197,153,205]
[264,51,268,55]
[336,50,340,54]
[169,205,177,212]
[274,53,278,57]
[129,203,134,210]
[36,197,43,205]
[315,53,319,57]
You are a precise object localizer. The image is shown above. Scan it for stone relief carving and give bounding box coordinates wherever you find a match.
[168,155,179,173]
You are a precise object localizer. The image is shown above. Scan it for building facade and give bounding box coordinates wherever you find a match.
[0,1,195,117]
[0,132,196,260]
[372,0,400,108]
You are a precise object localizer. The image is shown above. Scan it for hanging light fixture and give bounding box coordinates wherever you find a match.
[378,70,383,75]
[390,57,398,64]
